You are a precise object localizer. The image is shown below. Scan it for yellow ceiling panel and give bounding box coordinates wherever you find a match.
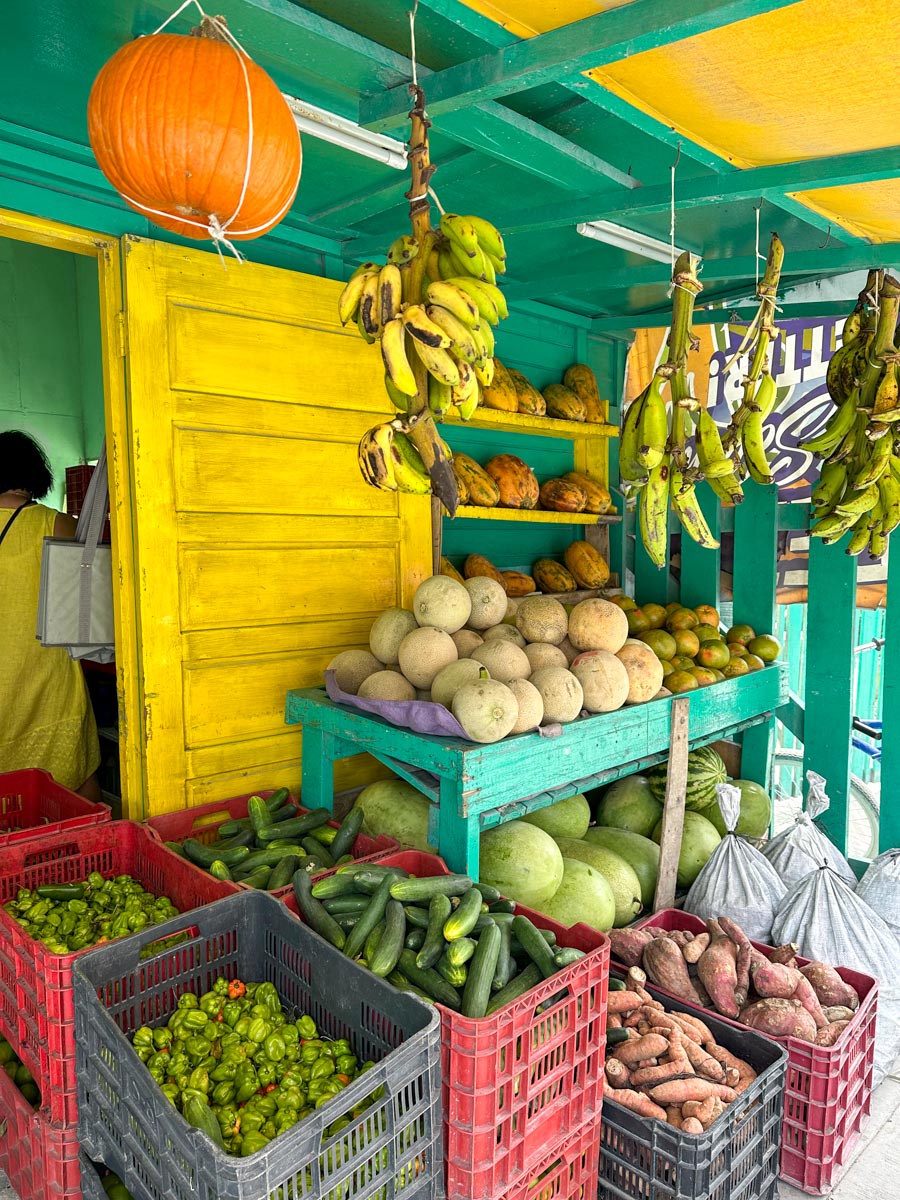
[585,0,900,168]
[458,1,636,39]
[790,180,900,243]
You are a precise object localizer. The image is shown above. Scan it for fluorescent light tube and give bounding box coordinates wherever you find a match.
[577,220,681,264]
[282,96,408,170]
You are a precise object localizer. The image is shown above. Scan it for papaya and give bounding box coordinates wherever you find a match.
[563,471,613,515]
[502,570,536,597]
[542,383,587,422]
[464,554,505,585]
[440,556,466,585]
[480,359,519,412]
[506,368,546,417]
[563,541,610,589]
[563,364,605,423]
[453,454,500,507]
[539,478,587,513]
[484,455,540,509]
[532,559,578,594]
[451,460,470,505]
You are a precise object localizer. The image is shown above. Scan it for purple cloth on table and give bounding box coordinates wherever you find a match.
[325,670,469,738]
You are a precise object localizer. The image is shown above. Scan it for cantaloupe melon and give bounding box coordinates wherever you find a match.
[452,679,519,743]
[557,636,579,665]
[431,659,484,709]
[464,577,508,630]
[524,642,568,672]
[504,598,519,622]
[529,667,584,724]
[616,639,665,703]
[369,608,418,665]
[571,650,629,712]
[328,649,383,695]
[482,624,527,649]
[515,597,568,645]
[568,598,629,653]
[398,627,458,689]
[471,640,531,684]
[452,629,484,657]
[357,670,416,702]
[506,677,543,733]
[413,575,472,633]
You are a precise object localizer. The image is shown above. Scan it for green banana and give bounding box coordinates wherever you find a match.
[390,432,431,494]
[845,513,873,556]
[741,410,774,485]
[696,409,735,479]
[850,430,892,490]
[670,464,719,549]
[811,461,847,511]
[639,461,670,568]
[800,391,858,455]
[467,214,506,263]
[835,482,880,517]
[384,373,411,412]
[445,276,499,325]
[636,376,668,469]
[424,281,481,329]
[619,389,650,484]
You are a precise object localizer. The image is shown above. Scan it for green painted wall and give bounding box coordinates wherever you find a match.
[0,239,103,508]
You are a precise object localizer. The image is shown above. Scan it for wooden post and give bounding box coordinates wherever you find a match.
[653,696,691,911]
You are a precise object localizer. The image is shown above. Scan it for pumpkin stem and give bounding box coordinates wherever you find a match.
[190,14,230,41]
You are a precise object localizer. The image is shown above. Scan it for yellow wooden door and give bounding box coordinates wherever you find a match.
[117,236,430,816]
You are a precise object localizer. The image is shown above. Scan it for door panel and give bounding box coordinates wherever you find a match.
[121,237,429,814]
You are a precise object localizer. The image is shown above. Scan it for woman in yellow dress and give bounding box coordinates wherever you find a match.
[0,430,101,798]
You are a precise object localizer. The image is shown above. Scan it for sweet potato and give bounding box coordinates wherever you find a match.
[791,973,828,1028]
[717,916,757,1008]
[739,998,817,1042]
[608,990,645,1014]
[822,1006,855,1024]
[750,959,804,1000]
[613,1033,670,1065]
[643,937,705,1005]
[683,933,710,964]
[770,941,800,967]
[815,1020,850,1047]
[670,1009,716,1047]
[607,1013,623,1028]
[697,921,740,1018]
[609,1089,667,1121]
[707,1044,757,1094]
[609,928,655,967]
[649,1078,737,1105]
[645,1011,702,1046]
[668,931,693,949]
[605,1058,631,1088]
[682,1096,719,1129]
[681,1116,704,1135]
[631,1063,693,1087]
[692,977,713,1008]
[800,962,860,1012]
[665,1105,683,1129]
[680,1035,726,1082]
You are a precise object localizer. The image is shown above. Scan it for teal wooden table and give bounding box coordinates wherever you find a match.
[285,663,789,875]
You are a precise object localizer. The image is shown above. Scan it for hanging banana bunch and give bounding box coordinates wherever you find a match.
[337,84,510,514]
[805,270,900,558]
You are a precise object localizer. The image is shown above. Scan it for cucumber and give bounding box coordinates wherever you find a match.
[606,1027,630,1046]
[301,837,334,867]
[404,928,426,951]
[486,963,542,1015]
[473,882,501,904]
[388,972,434,1004]
[266,803,300,824]
[415,893,453,970]
[311,874,362,899]
[335,862,408,879]
[609,978,627,992]
[343,875,395,960]
[266,854,300,891]
[443,888,484,941]
[164,841,187,858]
[492,920,513,992]
[353,868,406,894]
[389,874,473,903]
[247,794,271,833]
[397,950,461,1010]
[257,812,328,843]
[552,947,585,969]
[240,866,271,890]
[213,828,257,851]
[511,916,557,979]
[461,923,502,1018]
[446,937,477,968]
[181,838,222,868]
[436,954,468,988]
[322,895,370,915]
[291,870,346,950]
[217,818,250,838]
[264,787,291,811]
[208,860,233,882]
[238,845,306,872]
[488,899,516,914]
[307,824,338,846]
[401,905,431,929]
[369,900,406,977]
[364,920,386,965]
[330,807,364,860]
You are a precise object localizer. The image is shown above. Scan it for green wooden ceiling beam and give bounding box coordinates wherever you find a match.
[591,300,855,333]
[308,151,475,224]
[360,0,805,130]
[502,144,900,234]
[239,0,634,193]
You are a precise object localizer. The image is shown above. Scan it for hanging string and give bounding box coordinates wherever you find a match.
[409,1,420,88]
[669,141,681,273]
[754,202,763,289]
[428,186,445,214]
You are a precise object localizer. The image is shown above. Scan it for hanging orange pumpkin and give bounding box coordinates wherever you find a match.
[87,15,301,245]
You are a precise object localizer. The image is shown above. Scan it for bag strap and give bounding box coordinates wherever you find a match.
[0,500,36,550]
[75,445,110,644]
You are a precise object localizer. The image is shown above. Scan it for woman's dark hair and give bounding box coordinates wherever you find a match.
[0,430,54,499]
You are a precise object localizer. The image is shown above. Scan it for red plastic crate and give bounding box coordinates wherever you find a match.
[496,1121,601,1200]
[0,1046,82,1199]
[0,820,238,1127]
[0,769,110,848]
[631,909,878,1194]
[286,849,610,1200]
[143,788,398,898]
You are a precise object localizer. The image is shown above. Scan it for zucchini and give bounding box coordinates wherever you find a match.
[492,920,513,992]
[329,807,364,860]
[446,937,477,968]
[401,906,431,929]
[364,920,386,965]
[369,900,406,977]
[473,882,501,904]
[343,875,394,960]
[397,950,461,1010]
[247,794,271,833]
[416,894,453,970]
[606,1027,630,1046]
[389,874,473,903]
[461,923,502,1018]
[256,812,328,843]
[208,860,233,882]
[486,963,542,1015]
[240,866,271,890]
[511,916,557,979]
[443,888,484,941]
[321,895,370,915]
[291,870,346,950]
[264,787,291,811]
[266,854,300,891]
[301,837,334,867]
[436,954,468,988]
[404,928,426,951]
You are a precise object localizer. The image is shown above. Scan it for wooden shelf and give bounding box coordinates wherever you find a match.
[452,505,620,524]
[444,407,618,440]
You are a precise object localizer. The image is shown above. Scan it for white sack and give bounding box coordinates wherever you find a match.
[772,865,900,1087]
[685,784,787,942]
[762,771,856,889]
[857,851,900,939]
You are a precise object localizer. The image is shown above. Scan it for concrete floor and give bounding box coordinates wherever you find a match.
[2,1060,898,1198]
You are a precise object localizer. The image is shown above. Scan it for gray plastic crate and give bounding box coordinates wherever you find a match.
[79,1154,113,1200]
[599,974,787,1200]
[73,891,442,1200]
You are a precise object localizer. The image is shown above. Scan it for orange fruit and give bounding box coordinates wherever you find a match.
[744,653,766,672]
[665,601,682,613]
[666,608,699,632]
[695,639,730,669]
[672,628,701,659]
[727,642,749,657]
[694,604,720,627]
[723,656,750,678]
[694,623,721,644]
[726,623,756,646]
[638,629,678,660]
[710,668,726,681]
[660,660,675,678]
[642,602,668,629]
[627,608,651,635]
[747,634,781,662]
[667,670,699,694]
[689,666,718,687]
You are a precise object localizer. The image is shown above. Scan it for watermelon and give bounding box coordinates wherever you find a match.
[538,858,616,932]
[593,775,662,837]
[480,820,564,908]
[648,745,727,812]
[522,793,591,840]
[651,811,721,889]
[583,827,660,908]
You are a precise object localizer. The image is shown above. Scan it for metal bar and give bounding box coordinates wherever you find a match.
[879,544,900,850]
[804,535,857,851]
[361,0,804,128]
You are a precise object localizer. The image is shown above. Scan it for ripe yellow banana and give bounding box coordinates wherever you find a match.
[636,376,668,469]
[467,214,506,263]
[669,463,720,549]
[424,281,481,329]
[357,423,398,491]
[639,461,670,568]
[387,235,419,266]
[356,309,376,345]
[873,362,900,419]
[338,270,375,326]
[452,360,480,420]
[390,431,431,494]
[486,250,506,277]
[358,271,382,338]
[425,305,479,362]
[741,411,774,485]
[378,264,403,327]
[402,304,452,350]
[384,373,411,412]
[445,276,499,325]
[428,375,453,419]
[380,317,418,396]
[410,337,461,387]
[473,357,495,387]
[440,212,480,257]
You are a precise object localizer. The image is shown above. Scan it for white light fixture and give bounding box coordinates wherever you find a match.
[577,220,681,264]
[282,96,408,170]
